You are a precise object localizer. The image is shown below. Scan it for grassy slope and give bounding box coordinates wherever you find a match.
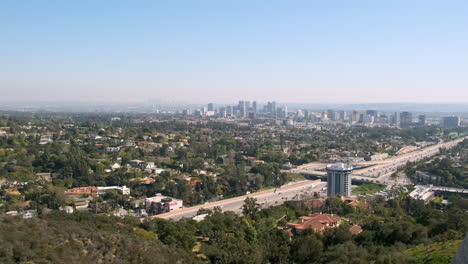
[406,240,462,264]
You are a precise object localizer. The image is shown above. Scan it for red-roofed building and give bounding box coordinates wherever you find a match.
[349,225,363,235]
[286,213,362,236]
[287,213,342,234]
[64,186,98,196]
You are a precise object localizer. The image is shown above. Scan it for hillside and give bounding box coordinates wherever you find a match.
[0,213,195,264]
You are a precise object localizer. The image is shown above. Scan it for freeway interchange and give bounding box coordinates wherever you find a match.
[293,136,468,185]
[152,136,466,221]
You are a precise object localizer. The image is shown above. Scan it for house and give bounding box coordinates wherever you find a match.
[349,225,363,235]
[107,146,121,152]
[111,163,121,171]
[140,162,156,170]
[152,168,165,175]
[130,177,155,184]
[145,193,183,215]
[39,136,53,145]
[285,213,363,236]
[113,208,129,217]
[74,200,90,211]
[61,206,74,214]
[287,213,342,234]
[341,197,369,208]
[64,186,99,196]
[130,160,144,167]
[97,186,130,195]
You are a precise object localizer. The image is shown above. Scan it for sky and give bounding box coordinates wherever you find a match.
[1,0,468,104]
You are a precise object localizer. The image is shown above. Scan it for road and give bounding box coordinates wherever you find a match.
[149,137,466,221]
[150,179,325,221]
[293,136,467,185]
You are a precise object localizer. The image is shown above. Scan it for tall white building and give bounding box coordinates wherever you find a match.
[327,163,353,197]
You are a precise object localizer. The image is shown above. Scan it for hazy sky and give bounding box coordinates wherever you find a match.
[1,0,468,103]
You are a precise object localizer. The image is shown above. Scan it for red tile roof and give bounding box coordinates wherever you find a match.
[288,213,342,232]
[349,225,363,235]
[64,186,98,195]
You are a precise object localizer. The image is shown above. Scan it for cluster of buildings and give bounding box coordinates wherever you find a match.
[180,102,464,128]
[62,185,182,217]
[183,100,286,119]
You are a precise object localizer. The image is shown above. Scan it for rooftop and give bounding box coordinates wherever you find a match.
[327,163,353,171]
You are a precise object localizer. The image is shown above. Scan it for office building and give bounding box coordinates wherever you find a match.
[226,105,233,117]
[392,112,400,126]
[207,103,214,111]
[418,115,426,126]
[327,109,337,121]
[351,110,360,123]
[252,101,258,113]
[443,116,461,127]
[238,101,247,118]
[400,112,413,127]
[219,107,227,118]
[182,109,191,116]
[326,163,353,197]
[338,110,346,121]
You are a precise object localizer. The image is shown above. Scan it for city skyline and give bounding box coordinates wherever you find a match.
[2,1,468,103]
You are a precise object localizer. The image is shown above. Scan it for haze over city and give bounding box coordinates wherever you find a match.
[2,0,468,103]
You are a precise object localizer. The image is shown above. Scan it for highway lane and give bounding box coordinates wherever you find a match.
[150,179,325,221]
[294,136,467,184]
[149,137,466,221]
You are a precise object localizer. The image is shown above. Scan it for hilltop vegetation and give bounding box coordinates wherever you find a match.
[2,193,468,264]
[0,213,194,264]
[406,240,462,264]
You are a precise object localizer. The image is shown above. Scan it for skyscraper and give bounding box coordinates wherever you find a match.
[400,112,413,127]
[207,103,214,111]
[443,116,461,127]
[327,163,353,197]
[338,110,346,121]
[238,101,247,118]
[252,101,257,113]
[418,115,426,126]
[351,110,360,123]
[392,112,400,126]
[327,109,336,121]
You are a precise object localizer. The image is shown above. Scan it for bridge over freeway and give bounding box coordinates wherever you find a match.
[292,169,383,184]
[431,186,468,194]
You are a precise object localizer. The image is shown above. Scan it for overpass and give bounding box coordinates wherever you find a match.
[292,169,384,184]
[431,186,468,194]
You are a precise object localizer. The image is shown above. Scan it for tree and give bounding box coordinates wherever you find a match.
[290,231,324,264]
[242,197,259,218]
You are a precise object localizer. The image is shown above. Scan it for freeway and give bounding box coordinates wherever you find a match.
[150,179,325,221]
[293,136,468,185]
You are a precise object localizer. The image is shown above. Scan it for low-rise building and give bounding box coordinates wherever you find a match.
[64,186,99,196]
[409,185,435,203]
[97,186,130,195]
[287,213,342,234]
[286,213,362,235]
[145,193,183,215]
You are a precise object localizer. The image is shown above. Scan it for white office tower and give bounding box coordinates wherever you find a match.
[326,163,353,197]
